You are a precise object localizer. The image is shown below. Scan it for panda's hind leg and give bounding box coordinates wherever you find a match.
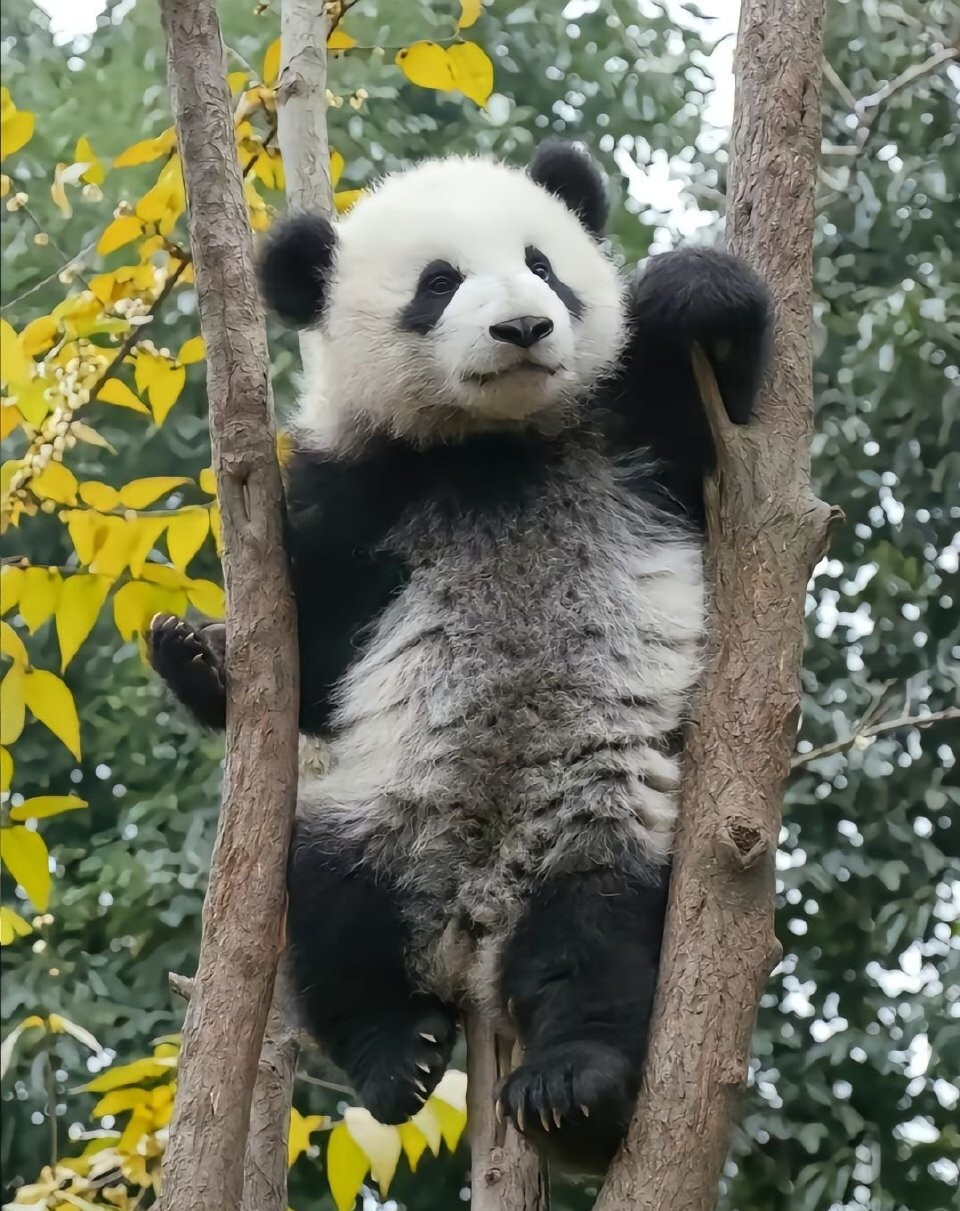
[287,821,458,1124]
[497,868,668,1173]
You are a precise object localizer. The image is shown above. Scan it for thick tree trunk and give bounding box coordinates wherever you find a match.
[595,2,834,1209]
[156,3,300,1209]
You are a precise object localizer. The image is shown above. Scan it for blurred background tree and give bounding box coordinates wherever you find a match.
[1,1,957,1209]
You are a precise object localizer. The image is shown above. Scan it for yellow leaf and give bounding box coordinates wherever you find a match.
[328,27,356,50]
[0,318,31,386]
[209,503,222,553]
[126,517,171,577]
[31,461,79,506]
[1,618,27,666]
[227,70,248,94]
[0,402,23,441]
[138,563,187,590]
[1,565,24,614]
[47,1013,105,1059]
[97,215,144,256]
[74,135,105,185]
[118,476,189,509]
[70,421,116,454]
[97,378,150,414]
[330,150,344,187]
[263,37,282,86]
[0,906,32,945]
[18,567,62,633]
[0,746,11,791]
[113,128,177,168]
[92,1087,150,1118]
[112,581,185,641]
[56,574,111,670]
[0,1014,45,1079]
[0,665,25,745]
[84,1054,177,1093]
[344,1107,402,1194]
[447,42,494,107]
[134,351,186,423]
[23,668,82,760]
[0,109,34,161]
[20,315,59,357]
[51,160,88,218]
[410,1101,442,1155]
[10,794,87,822]
[334,188,365,215]
[326,1122,369,1211]
[178,335,205,365]
[198,467,217,496]
[395,42,455,93]
[457,0,483,28]
[186,578,224,617]
[397,1121,428,1172]
[0,825,51,910]
[135,155,185,231]
[166,507,209,571]
[0,173,8,197]
[79,481,120,511]
[288,1107,328,1165]
[429,1094,468,1151]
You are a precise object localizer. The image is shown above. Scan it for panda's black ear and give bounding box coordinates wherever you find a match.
[529,140,608,237]
[258,213,336,328]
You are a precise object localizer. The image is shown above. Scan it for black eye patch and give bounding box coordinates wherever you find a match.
[399,260,464,334]
[525,245,583,320]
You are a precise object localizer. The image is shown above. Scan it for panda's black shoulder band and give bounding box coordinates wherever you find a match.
[258,212,336,328]
[529,140,608,237]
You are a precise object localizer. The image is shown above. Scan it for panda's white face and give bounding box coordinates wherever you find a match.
[295,157,625,446]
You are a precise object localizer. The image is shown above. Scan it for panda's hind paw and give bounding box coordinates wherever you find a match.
[351,998,457,1126]
[147,613,227,730]
[497,1040,636,1173]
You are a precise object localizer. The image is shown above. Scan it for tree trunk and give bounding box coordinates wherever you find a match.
[157,3,300,1209]
[595,1,835,1209]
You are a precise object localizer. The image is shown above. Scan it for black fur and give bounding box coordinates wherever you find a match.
[147,614,226,728]
[258,212,337,328]
[497,869,668,1172]
[287,825,458,1123]
[526,246,584,319]
[399,259,464,335]
[529,139,609,236]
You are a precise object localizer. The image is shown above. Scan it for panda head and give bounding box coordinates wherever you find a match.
[259,140,624,447]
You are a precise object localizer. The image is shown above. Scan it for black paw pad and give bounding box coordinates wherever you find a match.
[497,1041,637,1173]
[147,613,226,729]
[352,1000,458,1126]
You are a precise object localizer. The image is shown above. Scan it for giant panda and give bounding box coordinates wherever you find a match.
[148,140,771,1173]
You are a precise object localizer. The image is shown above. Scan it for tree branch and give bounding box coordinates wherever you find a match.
[156,2,300,1209]
[275,0,334,216]
[595,1,830,1206]
[791,705,960,769]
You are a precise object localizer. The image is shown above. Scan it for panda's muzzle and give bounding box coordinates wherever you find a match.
[489,315,554,349]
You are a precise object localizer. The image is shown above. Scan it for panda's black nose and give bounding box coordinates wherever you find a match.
[489,315,554,348]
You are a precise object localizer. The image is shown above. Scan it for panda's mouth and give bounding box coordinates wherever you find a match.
[463,360,558,387]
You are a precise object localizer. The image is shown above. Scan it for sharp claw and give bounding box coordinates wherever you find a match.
[419,1033,436,1044]
[415,1079,427,1094]
[161,616,177,632]
[417,1062,431,1073]
[553,1110,562,1129]
[495,1099,503,1125]
[580,1104,590,1118]
[149,613,164,629]
[413,1091,426,1106]
[539,1110,551,1132]
[192,653,206,664]
[516,1105,526,1134]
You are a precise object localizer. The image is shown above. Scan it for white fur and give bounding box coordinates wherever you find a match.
[294,156,625,447]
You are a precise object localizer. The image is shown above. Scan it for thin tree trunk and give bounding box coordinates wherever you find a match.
[466,1016,548,1211]
[595,1,835,1209]
[157,3,300,1209]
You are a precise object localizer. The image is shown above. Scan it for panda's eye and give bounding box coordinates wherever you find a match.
[526,250,552,280]
[424,270,460,295]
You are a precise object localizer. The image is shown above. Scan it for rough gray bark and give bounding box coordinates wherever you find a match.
[157,3,300,1209]
[276,0,334,216]
[466,1016,548,1211]
[594,1,834,1209]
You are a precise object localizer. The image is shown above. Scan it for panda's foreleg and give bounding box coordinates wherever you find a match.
[147,613,226,729]
[286,823,458,1124]
[497,867,668,1173]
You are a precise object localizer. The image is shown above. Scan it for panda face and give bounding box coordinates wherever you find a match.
[293,157,625,446]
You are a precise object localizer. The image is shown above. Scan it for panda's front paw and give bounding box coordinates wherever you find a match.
[351,998,458,1125]
[497,1040,636,1173]
[147,613,226,729]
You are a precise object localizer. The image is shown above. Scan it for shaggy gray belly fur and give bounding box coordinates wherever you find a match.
[297,446,704,1008]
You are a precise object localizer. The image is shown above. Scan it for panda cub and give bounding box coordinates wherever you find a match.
[149,141,771,1172]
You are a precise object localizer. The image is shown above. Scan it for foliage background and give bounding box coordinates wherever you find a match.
[1,0,957,1208]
